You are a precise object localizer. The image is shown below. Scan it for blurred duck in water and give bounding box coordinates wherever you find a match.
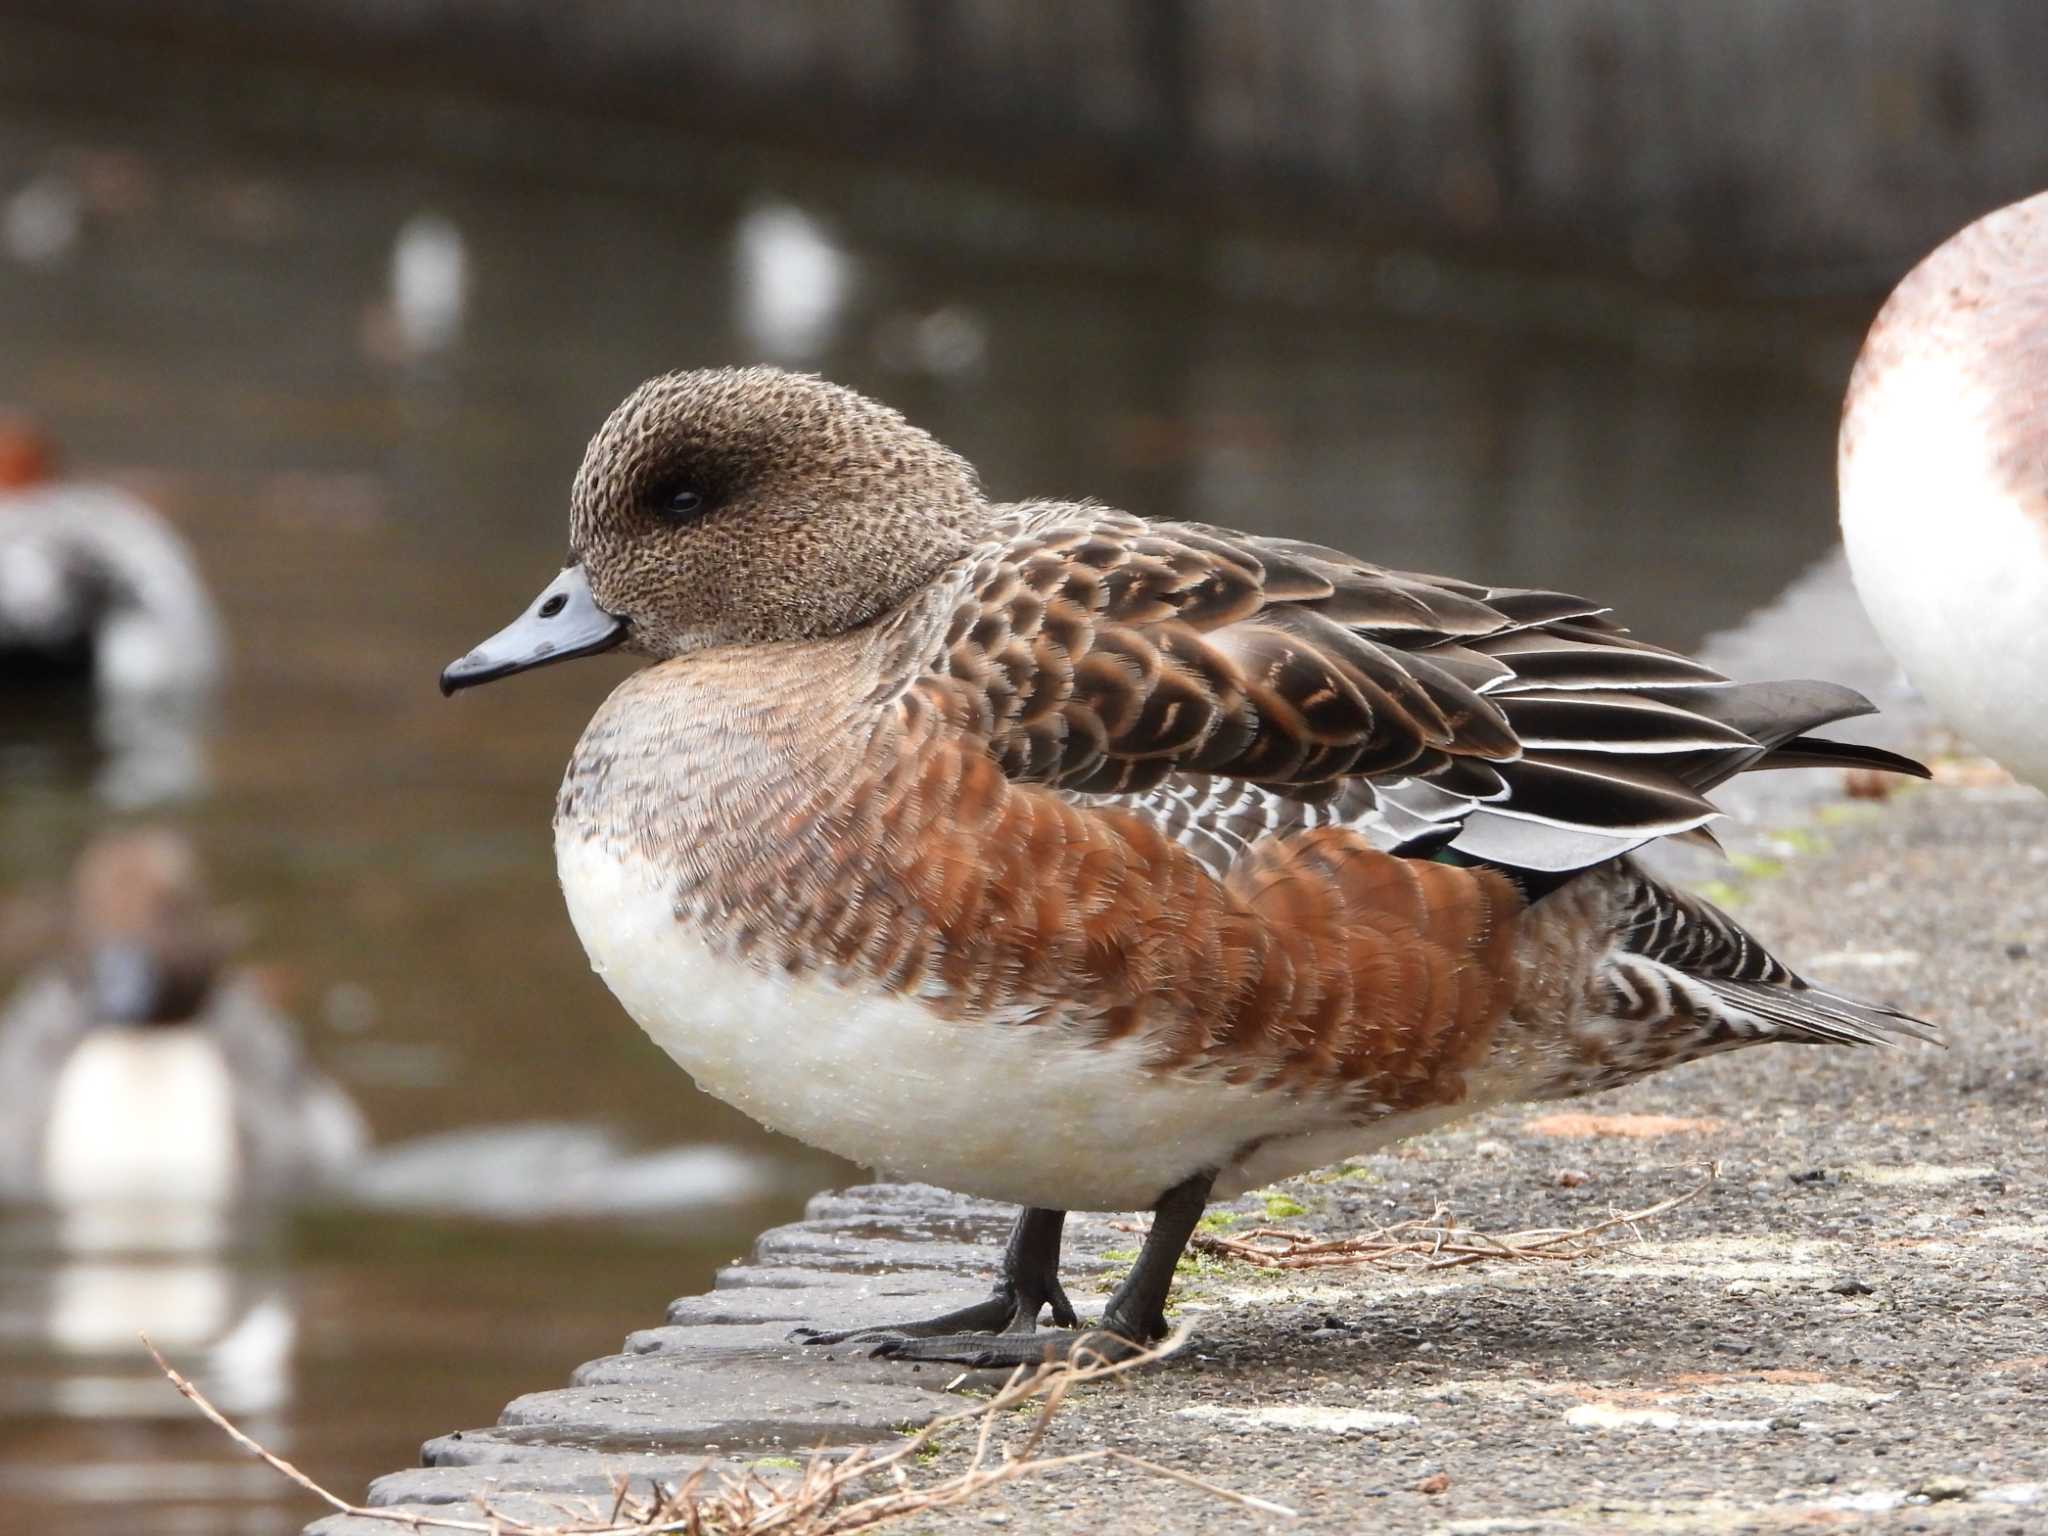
[0,828,368,1213]
[1839,190,2048,791]
[0,416,224,805]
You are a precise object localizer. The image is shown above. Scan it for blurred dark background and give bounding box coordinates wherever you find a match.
[11,1,2047,284]
[1,5,2043,1533]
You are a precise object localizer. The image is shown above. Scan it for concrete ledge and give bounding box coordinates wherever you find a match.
[307,1184,1144,1532]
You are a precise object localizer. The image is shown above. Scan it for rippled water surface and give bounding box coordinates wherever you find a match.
[0,68,1855,1536]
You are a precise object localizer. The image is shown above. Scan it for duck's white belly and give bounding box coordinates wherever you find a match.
[42,1030,241,1208]
[557,836,1467,1210]
[1842,355,2048,790]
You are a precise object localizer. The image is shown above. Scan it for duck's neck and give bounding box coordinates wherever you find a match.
[554,570,965,935]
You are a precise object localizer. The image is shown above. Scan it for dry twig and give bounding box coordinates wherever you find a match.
[144,1329,1296,1534]
[1150,1165,1717,1272]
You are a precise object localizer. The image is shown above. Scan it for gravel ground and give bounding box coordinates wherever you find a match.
[311,559,2047,1536]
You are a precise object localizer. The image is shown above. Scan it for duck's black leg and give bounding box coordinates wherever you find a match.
[1091,1169,1213,1344]
[790,1206,1076,1346]
[858,1169,1216,1369]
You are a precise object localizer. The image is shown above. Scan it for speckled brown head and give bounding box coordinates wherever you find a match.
[573,368,986,654]
[443,369,988,691]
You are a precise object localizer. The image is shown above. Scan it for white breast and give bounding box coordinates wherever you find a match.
[41,1029,242,1208]
[1841,350,2048,789]
[556,834,1480,1211]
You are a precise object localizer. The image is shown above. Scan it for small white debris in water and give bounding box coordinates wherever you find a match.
[873,305,988,379]
[735,200,851,361]
[4,174,82,266]
[391,211,468,354]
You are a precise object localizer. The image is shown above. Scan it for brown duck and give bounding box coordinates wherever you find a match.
[443,367,1933,1366]
[0,828,367,1208]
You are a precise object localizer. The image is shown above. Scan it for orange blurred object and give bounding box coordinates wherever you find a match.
[0,414,55,488]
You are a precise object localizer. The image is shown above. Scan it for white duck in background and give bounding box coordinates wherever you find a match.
[0,418,225,804]
[0,828,368,1220]
[1839,190,2048,791]
[0,418,223,701]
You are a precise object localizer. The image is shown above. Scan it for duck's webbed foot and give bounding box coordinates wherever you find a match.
[862,1322,1149,1368]
[792,1171,1215,1370]
[789,1207,1076,1348]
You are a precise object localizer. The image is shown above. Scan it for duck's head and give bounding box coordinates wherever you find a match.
[441,368,985,692]
[0,414,55,490]
[66,828,224,1026]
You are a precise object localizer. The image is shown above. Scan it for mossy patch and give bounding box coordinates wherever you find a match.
[1764,826,1826,855]
[1303,1161,1380,1185]
[1258,1191,1309,1221]
[1696,878,1745,909]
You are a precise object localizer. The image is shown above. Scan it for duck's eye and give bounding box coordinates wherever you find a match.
[654,485,707,522]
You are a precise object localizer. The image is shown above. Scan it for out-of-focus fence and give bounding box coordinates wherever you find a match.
[9,1,2047,284]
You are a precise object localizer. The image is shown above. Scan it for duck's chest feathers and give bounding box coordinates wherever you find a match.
[42,1028,242,1205]
[552,660,1176,1205]
[554,831,1455,1210]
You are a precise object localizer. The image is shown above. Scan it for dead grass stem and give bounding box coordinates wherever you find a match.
[1159,1164,1718,1272]
[144,1330,1296,1534]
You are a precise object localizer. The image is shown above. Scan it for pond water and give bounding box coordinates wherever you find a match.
[0,72,1858,1536]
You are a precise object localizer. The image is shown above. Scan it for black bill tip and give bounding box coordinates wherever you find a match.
[440,564,626,695]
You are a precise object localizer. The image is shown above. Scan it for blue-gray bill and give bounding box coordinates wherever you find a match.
[89,942,166,1024]
[440,564,626,694]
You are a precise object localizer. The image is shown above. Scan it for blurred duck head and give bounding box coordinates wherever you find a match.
[66,828,228,1026]
[0,414,55,490]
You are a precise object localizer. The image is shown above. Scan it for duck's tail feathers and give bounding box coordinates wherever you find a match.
[1436,680,1928,875]
[1604,857,1940,1051]
[1678,679,1875,745]
[1750,736,1933,780]
[1695,976,1941,1049]
[1672,680,1932,791]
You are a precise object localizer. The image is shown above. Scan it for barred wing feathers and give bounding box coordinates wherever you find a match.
[919,507,1927,874]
